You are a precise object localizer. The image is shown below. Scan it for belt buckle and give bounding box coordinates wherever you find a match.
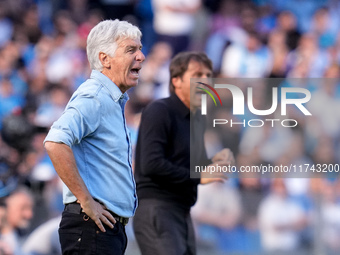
[110,211,129,226]
[122,217,129,226]
[116,216,129,226]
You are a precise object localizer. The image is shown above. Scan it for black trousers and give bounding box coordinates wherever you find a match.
[133,199,196,255]
[59,203,127,255]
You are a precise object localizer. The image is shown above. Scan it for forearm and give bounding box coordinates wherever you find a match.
[44,141,92,204]
[142,156,190,183]
[45,141,116,232]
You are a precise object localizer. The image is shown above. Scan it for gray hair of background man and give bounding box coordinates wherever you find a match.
[86,19,142,71]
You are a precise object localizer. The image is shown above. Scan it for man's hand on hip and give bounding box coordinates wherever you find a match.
[80,198,116,232]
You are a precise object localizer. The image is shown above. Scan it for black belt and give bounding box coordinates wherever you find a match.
[64,202,129,226]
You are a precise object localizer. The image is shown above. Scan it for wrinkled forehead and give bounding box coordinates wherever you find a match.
[116,37,142,48]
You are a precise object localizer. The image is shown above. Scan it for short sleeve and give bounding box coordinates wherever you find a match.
[44,95,101,147]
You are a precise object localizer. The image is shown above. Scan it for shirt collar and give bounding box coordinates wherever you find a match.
[90,70,129,102]
[170,93,190,118]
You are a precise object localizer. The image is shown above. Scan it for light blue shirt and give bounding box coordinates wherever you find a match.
[44,70,137,217]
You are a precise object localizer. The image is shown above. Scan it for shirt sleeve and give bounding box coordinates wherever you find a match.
[138,101,193,184]
[44,95,101,147]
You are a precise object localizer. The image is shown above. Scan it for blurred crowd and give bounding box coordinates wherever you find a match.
[0,0,340,254]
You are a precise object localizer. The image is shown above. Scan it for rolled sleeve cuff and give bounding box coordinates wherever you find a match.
[43,128,74,148]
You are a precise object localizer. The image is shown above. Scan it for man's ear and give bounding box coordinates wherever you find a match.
[172,76,182,89]
[99,52,111,69]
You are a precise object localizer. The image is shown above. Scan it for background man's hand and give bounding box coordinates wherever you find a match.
[212,148,235,165]
[200,148,235,185]
[200,161,228,184]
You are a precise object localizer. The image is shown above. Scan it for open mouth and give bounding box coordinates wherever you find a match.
[130,67,141,76]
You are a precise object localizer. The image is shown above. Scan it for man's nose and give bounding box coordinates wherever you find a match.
[136,51,145,63]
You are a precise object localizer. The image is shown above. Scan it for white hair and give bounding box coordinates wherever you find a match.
[86,19,142,71]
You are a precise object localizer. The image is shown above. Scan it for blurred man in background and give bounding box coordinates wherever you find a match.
[258,179,307,254]
[133,51,234,255]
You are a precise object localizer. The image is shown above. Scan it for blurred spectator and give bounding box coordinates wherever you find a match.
[99,0,135,21]
[238,177,264,230]
[239,120,294,164]
[275,11,300,51]
[133,41,172,105]
[239,4,258,34]
[0,78,25,130]
[67,0,89,25]
[310,7,337,49]
[210,0,241,35]
[205,0,248,73]
[0,201,6,231]
[34,84,71,128]
[27,36,55,81]
[0,200,13,254]
[336,31,340,65]
[318,180,340,254]
[53,10,78,44]
[135,0,156,55]
[46,11,81,86]
[192,182,241,229]
[237,176,264,253]
[287,33,331,78]
[258,179,307,253]
[0,187,34,255]
[256,4,276,35]
[0,2,13,47]
[269,0,326,33]
[220,32,272,78]
[24,73,50,122]
[191,182,242,251]
[152,0,201,54]
[284,131,314,177]
[267,29,289,77]
[311,136,337,168]
[22,216,61,255]
[20,5,42,45]
[306,65,340,142]
[77,9,104,50]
